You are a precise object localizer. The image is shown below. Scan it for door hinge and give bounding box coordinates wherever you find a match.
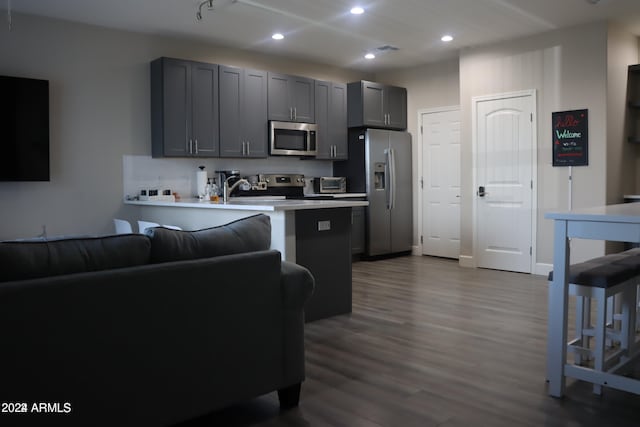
[531,180,533,189]
[421,235,424,244]
[530,246,532,255]
[420,125,423,134]
[420,177,424,189]
[530,113,533,122]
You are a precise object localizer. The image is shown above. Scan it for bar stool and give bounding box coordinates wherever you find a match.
[113,218,133,234]
[549,253,640,394]
[137,220,159,234]
[137,220,182,234]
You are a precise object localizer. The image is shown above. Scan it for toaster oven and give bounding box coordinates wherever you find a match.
[313,176,346,194]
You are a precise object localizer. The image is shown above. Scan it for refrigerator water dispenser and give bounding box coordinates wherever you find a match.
[374,162,386,190]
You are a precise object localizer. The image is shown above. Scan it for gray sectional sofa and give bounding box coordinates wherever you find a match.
[0,214,314,427]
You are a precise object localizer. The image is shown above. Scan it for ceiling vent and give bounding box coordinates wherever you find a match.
[376,45,400,52]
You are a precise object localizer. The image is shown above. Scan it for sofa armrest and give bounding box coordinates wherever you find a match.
[280,261,314,387]
[280,261,314,309]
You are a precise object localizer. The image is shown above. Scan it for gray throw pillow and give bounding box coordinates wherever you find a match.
[145,214,271,263]
[0,234,152,283]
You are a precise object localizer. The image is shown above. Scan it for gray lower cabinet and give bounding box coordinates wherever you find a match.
[315,80,348,160]
[347,80,407,130]
[295,208,352,322]
[151,57,219,157]
[268,72,315,123]
[351,206,365,255]
[219,65,268,158]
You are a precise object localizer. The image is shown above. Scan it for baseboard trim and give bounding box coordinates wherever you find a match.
[459,255,474,268]
[534,262,553,277]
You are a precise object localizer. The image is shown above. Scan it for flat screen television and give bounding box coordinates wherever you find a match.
[0,75,50,181]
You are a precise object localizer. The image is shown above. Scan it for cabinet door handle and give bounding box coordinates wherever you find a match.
[289,108,293,121]
[294,107,297,121]
[242,141,246,156]
[246,141,250,156]
[194,139,199,154]
[189,139,193,154]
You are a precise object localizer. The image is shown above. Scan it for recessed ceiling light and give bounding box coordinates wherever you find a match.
[365,53,375,60]
[441,35,453,42]
[272,33,284,40]
[350,6,365,15]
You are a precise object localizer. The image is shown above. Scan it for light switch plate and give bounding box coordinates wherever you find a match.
[318,220,331,231]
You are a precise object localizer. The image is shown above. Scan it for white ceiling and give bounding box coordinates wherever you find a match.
[7,0,640,71]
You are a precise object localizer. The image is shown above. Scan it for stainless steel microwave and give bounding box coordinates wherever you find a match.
[269,121,317,156]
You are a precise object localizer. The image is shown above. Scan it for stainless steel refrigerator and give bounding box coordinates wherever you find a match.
[334,128,413,257]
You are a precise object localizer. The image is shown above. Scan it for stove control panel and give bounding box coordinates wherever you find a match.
[259,174,305,188]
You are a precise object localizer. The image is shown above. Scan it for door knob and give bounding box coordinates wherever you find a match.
[478,186,486,197]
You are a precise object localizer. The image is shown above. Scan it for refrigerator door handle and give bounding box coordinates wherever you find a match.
[389,148,396,210]
[384,149,391,209]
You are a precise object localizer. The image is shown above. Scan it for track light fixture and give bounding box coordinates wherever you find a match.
[196,0,215,21]
[196,0,238,21]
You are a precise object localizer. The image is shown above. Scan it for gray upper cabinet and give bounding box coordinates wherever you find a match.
[315,80,347,160]
[219,65,268,158]
[151,57,219,157]
[268,72,315,123]
[347,80,407,130]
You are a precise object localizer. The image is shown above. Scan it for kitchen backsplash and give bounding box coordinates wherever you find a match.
[123,155,333,199]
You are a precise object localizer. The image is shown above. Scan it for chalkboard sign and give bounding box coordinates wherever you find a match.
[552,109,588,166]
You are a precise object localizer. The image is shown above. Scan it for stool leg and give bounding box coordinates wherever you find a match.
[593,289,606,395]
[575,293,585,365]
[637,284,640,333]
[627,285,638,357]
[606,295,615,347]
[584,296,592,359]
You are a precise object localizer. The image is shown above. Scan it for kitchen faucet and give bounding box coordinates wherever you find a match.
[223,177,249,204]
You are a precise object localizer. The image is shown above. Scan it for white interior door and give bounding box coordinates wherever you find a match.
[475,92,535,273]
[422,108,461,259]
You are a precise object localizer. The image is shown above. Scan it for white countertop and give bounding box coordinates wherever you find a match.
[125,197,368,211]
[545,202,640,223]
[302,193,367,198]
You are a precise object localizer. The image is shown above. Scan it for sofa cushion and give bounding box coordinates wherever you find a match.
[0,234,152,283]
[146,214,271,263]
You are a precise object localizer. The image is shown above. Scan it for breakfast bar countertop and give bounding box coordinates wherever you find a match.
[124,197,368,211]
[125,197,368,262]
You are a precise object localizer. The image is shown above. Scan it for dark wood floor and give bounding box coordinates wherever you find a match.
[178,255,640,427]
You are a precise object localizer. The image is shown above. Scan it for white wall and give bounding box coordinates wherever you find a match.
[0,13,370,240]
[606,24,639,205]
[376,22,626,269]
[460,21,611,268]
[374,59,461,249]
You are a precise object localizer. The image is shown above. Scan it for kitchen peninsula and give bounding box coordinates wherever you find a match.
[125,197,368,321]
[125,197,367,261]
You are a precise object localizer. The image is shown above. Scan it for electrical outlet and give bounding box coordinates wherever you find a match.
[317,220,331,231]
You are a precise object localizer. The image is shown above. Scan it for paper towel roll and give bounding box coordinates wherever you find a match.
[196,169,207,197]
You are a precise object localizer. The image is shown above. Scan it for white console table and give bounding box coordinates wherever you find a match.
[545,203,640,397]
